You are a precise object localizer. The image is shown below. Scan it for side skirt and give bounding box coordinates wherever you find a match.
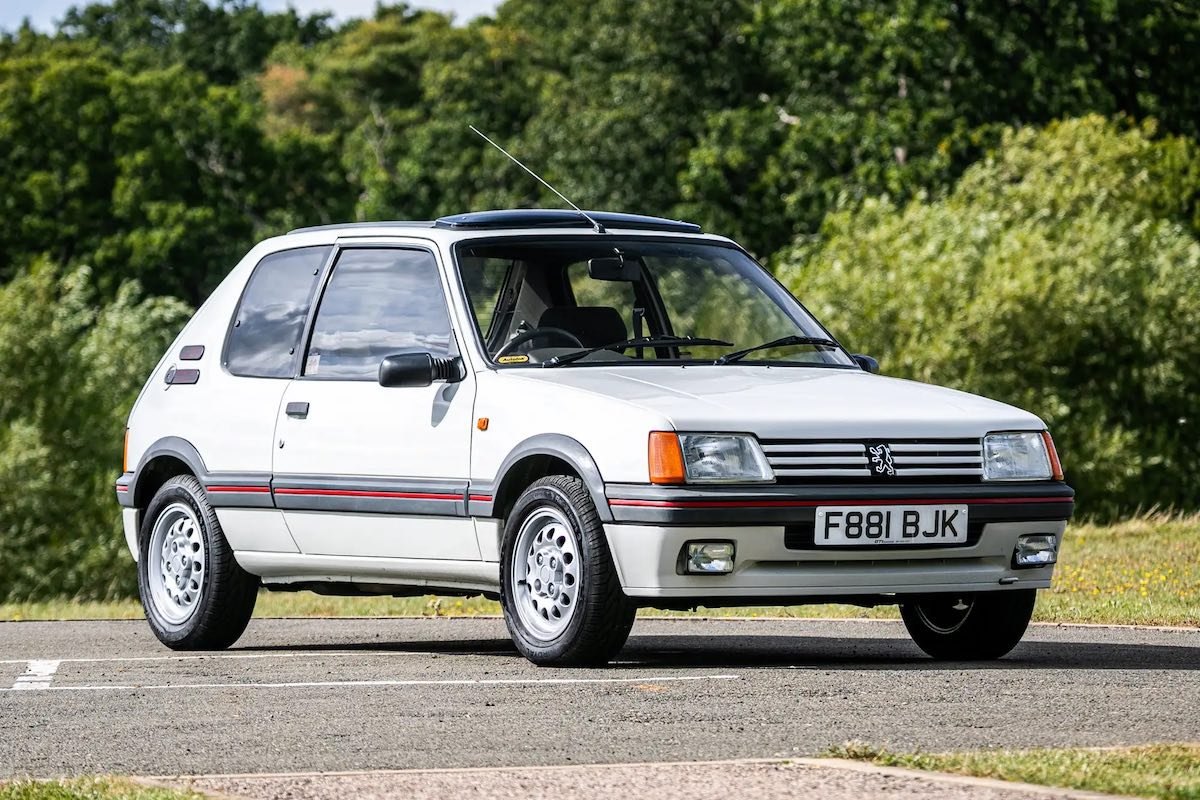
[236,551,500,594]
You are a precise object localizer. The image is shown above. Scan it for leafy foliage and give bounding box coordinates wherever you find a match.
[0,264,189,600]
[779,117,1200,516]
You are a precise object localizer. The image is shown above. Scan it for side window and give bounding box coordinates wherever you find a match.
[225,246,330,378]
[305,248,453,380]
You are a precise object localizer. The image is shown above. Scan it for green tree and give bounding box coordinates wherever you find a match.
[0,263,190,601]
[57,0,334,84]
[778,116,1200,516]
[0,45,349,303]
[682,0,1200,258]
[499,0,761,216]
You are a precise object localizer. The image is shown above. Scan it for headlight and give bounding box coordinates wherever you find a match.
[983,432,1054,481]
[649,432,773,484]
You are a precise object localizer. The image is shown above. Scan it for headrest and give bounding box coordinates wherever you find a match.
[538,306,628,348]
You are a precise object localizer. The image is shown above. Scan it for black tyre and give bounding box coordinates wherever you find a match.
[137,475,258,650]
[500,475,636,666]
[900,589,1036,660]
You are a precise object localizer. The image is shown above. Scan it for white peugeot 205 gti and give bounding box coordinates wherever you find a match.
[116,209,1072,665]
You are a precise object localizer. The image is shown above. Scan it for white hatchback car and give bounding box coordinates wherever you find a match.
[116,210,1073,665]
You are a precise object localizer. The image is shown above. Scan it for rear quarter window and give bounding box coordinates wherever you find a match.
[224,245,331,378]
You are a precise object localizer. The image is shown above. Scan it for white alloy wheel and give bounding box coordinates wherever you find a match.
[146,501,206,625]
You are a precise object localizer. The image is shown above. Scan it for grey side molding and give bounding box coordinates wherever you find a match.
[474,434,613,522]
[129,436,209,506]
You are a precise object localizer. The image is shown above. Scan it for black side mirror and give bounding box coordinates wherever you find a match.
[378,353,464,387]
[587,255,640,282]
[852,354,879,374]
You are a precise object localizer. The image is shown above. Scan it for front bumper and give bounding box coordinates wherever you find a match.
[602,481,1073,602]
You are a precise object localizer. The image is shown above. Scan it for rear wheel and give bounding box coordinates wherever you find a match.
[900,590,1036,660]
[500,475,635,666]
[138,475,258,650]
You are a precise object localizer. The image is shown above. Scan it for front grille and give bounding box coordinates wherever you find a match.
[761,437,983,484]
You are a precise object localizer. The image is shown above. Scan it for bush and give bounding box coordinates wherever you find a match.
[0,263,190,601]
[777,116,1200,518]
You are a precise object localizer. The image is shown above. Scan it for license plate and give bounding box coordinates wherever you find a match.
[814,505,968,546]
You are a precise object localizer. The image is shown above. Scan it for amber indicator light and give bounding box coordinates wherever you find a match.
[1042,430,1064,480]
[648,431,686,485]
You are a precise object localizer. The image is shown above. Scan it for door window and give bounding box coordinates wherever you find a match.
[225,246,331,378]
[305,248,453,380]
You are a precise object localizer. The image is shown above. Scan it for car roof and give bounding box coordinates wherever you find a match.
[287,209,702,236]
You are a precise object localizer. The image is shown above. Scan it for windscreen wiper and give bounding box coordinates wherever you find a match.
[542,335,733,368]
[714,334,840,365]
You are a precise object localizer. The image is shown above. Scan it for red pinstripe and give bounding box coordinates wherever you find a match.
[607,496,1072,509]
[273,488,460,501]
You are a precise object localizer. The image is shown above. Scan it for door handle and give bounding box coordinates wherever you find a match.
[285,402,310,419]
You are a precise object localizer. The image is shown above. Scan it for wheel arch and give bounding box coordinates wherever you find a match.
[131,436,208,512]
[486,435,612,523]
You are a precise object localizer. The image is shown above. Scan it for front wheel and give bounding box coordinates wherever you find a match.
[138,475,258,650]
[500,475,635,666]
[900,590,1036,660]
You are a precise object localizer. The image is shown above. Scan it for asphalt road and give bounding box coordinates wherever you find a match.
[1,617,1197,781]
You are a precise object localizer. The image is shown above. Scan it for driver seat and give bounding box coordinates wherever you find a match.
[538,306,628,348]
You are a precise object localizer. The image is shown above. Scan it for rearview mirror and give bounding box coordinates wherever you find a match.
[852,354,879,374]
[378,353,464,387]
[588,256,640,282]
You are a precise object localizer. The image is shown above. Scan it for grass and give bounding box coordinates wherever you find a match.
[0,778,199,800]
[827,741,1200,800]
[2,513,1197,626]
[1036,512,1200,627]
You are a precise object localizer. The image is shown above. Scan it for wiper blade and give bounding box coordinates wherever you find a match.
[714,334,840,365]
[542,335,733,367]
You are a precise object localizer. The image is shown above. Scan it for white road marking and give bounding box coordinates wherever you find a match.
[0,673,738,694]
[11,659,61,690]
[0,650,473,666]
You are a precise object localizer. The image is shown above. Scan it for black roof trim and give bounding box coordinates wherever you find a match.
[287,221,435,234]
[433,209,703,234]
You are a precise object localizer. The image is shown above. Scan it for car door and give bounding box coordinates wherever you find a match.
[272,243,479,561]
[201,244,332,554]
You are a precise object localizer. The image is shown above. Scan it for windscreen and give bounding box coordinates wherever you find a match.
[457,238,854,368]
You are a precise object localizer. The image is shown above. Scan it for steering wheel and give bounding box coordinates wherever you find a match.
[494,327,585,358]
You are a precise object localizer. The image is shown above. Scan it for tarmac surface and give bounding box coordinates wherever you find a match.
[1,617,1197,797]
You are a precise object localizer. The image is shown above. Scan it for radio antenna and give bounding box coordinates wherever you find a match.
[469,125,606,234]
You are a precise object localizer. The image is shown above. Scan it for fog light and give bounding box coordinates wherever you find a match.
[685,542,735,574]
[1013,534,1058,568]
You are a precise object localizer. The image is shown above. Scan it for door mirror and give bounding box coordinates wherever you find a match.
[587,256,640,282]
[378,353,464,387]
[852,354,879,374]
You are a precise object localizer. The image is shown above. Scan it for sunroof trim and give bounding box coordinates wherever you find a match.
[434,209,702,234]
